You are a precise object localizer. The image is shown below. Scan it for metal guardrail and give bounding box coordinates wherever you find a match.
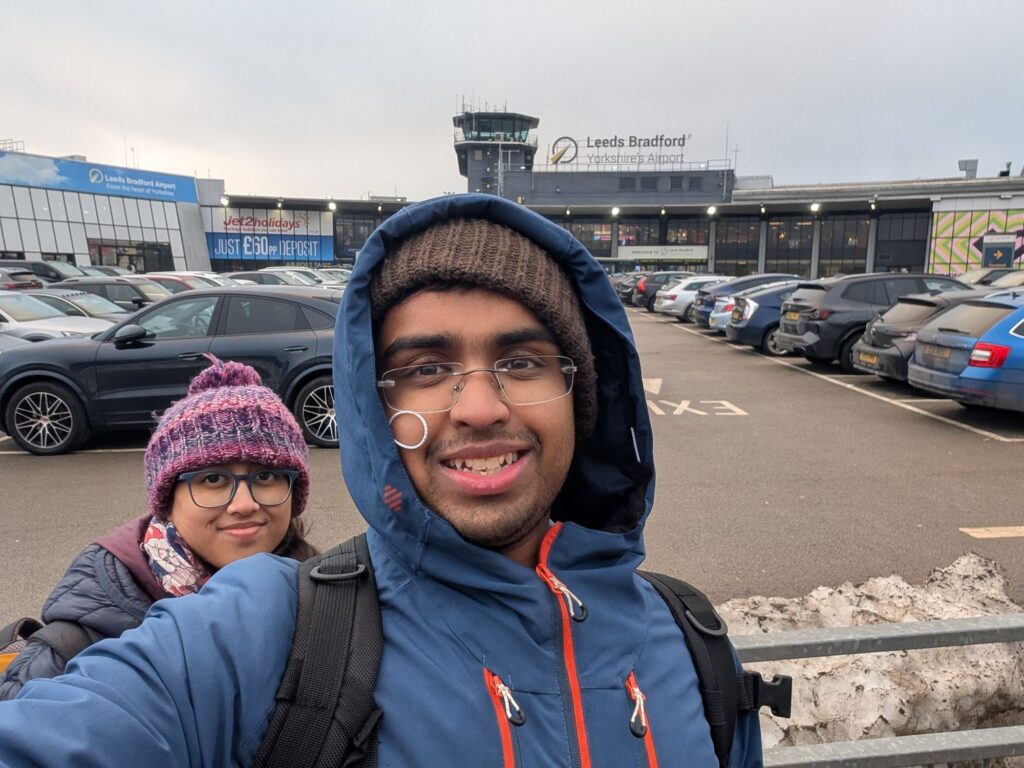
[732,614,1024,767]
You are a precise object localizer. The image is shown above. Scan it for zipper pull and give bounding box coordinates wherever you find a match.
[626,672,648,738]
[537,564,589,622]
[490,672,527,726]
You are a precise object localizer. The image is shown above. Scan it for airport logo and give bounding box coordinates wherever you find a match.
[88,168,105,184]
[549,136,578,165]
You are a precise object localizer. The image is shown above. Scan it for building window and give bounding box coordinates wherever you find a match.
[764,216,814,276]
[618,177,637,192]
[669,177,683,191]
[713,217,760,276]
[640,177,658,192]
[818,215,870,277]
[569,221,613,257]
[335,214,377,262]
[617,218,659,246]
[666,218,709,246]
[687,176,704,191]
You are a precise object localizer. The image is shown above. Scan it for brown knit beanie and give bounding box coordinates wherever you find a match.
[370,218,597,440]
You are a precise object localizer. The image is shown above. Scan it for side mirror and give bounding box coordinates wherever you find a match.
[112,324,149,346]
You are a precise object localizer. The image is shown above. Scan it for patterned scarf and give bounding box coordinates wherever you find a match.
[142,518,213,597]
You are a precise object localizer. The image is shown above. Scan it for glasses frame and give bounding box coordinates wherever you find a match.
[377,355,577,415]
[176,468,301,509]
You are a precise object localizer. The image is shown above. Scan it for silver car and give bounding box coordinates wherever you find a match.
[654,275,726,322]
[0,291,113,341]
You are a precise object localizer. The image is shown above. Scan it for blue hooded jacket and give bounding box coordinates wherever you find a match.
[0,194,762,767]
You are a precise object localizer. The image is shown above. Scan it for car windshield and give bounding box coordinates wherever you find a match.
[881,299,940,324]
[922,302,1014,337]
[48,261,87,278]
[789,286,828,306]
[284,271,318,285]
[990,271,1024,288]
[137,282,172,299]
[71,293,126,314]
[0,294,66,321]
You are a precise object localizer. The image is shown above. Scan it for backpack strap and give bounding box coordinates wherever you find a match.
[32,620,106,665]
[254,533,383,768]
[1,618,44,672]
[640,571,791,767]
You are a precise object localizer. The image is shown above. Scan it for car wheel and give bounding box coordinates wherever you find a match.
[805,354,833,366]
[4,381,88,455]
[645,295,657,312]
[294,376,338,448]
[760,326,786,356]
[681,304,696,323]
[838,337,862,374]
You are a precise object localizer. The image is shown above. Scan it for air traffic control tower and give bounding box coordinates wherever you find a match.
[453,110,539,198]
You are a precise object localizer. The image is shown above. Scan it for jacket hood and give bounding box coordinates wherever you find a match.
[333,194,655,577]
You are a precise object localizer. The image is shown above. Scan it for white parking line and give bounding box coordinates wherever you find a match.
[895,398,951,404]
[669,324,1024,443]
[960,526,1024,539]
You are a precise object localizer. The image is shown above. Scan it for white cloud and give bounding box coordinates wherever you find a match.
[0,153,68,187]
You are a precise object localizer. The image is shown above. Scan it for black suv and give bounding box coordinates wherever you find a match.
[0,286,342,454]
[0,258,87,283]
[777,273,970,372]
[52,276,173,311]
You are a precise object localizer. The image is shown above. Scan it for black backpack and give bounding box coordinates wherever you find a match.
[254,534,791,768]
[0,617,105,675]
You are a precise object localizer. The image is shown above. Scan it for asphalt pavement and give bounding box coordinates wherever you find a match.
[2,308,1023,620]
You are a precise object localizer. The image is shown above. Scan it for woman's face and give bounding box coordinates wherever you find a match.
[168,461,294,569]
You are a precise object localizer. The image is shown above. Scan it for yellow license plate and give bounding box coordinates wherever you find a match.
[710,317,718,327]
[785,311,800,321]
[858,352,878,365]
[731,309,742,322]
[922,344,951,359]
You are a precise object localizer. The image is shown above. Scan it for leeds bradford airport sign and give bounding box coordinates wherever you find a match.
[0,150,199,203]
[549,134,691,166]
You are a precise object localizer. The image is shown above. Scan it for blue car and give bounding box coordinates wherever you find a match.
[693,273,801,329]
[907,293,1024,412]
[725,281,800,355]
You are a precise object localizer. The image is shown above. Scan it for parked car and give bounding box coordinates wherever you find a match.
[145,273,218,294]
[631,271,692,311]
[614,272,649,303]
[907,293,1024,411]
[708,282,797,334]
[694,274,801,329]
[776,273,970,373]
[0,334,31,353]
[957,267,1018,286]
[988,270,1024,289]
[192,272,243,287]
[228,270,310,286]
[261,266,344,286]
[0,258,87,284]
[0,268,44,291]
[0,291,114,341]
[0,286,343,454]
[28,288,129,323]
[654,275,725,322]
[81,265,133,277]
[319,267,351,283]
[725,281,801,355]
[51,276,173,311]
[851,290,997,381]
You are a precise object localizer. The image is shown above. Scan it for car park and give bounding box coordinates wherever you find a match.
[654,275,725,322]
[630,271,692,311]
[614,272,648,303]
[145,273,217,294]
[51,276,173,311]
[0,259,87,284]
[907,293,1024,412]
[0,268,44,291]
[228,270,310,286]
[81,265,133,277]
[261,266,344,286]
[957,267,1018,286]
[776,273,970,373]
[0,291,114,341]
[0,285,343,454]
[724,281,800,355]
[319,267,351,283]
[851,290,996,381]
[28,288,129,322]
[694,273,801,329]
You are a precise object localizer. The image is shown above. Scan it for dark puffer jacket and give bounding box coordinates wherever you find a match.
[0,516,165,700]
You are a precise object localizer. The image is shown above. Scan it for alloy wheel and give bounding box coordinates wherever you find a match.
[13,391,74,451]
[301,384,337,443]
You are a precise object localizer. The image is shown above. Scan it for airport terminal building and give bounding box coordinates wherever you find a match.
[1,110,1022,278]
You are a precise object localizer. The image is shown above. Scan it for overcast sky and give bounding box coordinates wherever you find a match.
[2,1,1022,202]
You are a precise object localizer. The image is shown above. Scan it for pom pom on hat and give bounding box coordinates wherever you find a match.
[144,356,310,520]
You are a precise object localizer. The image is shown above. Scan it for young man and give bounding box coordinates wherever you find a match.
[0,195,763,766]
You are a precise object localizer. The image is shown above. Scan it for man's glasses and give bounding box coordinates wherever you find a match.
[377,355,576,414]
[177,469,300,509]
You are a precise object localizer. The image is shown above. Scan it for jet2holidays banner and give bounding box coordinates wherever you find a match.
[0,150,199,203]
[205,207,334,262]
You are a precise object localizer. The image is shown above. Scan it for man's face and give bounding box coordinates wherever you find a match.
[376,287,576,551]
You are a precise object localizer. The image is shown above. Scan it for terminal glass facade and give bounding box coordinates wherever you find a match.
[617,218,659,246]
[713,217,760,276]
[818,215,870,277]
[335,213,378,263]
[765,216,814,276]
[569,220,613,258]
[666,218,709,246]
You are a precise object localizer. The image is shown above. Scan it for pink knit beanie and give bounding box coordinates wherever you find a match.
[143,356,310,519]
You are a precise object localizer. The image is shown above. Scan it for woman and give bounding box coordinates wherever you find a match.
[0,356,317,699]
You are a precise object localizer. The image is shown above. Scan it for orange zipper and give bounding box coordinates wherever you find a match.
[537,522,592,768]
[626,671,659,768]
[485,668,524,768]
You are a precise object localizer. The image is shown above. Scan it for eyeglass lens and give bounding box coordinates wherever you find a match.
[187,470,293,508]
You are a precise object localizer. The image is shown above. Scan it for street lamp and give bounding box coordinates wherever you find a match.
[706,205,717,216]
[328,200,337,212]
[277,198,284,209]
[219,195,230,207]
[611,207,620,217]
[810,202,821,213]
